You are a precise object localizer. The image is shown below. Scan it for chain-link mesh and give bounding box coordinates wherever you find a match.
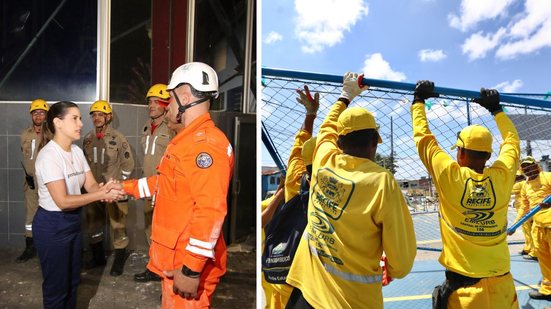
[262,74,551,192]
[262,70,551,253]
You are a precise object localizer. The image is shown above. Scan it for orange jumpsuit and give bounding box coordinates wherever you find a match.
[124,113,234,308]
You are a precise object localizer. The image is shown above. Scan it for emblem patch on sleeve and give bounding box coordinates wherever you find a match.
[196,152,213,168]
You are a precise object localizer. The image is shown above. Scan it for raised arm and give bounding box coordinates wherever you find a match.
[411,80,453,177]
[315,72,368,164]
[285,85,319,201]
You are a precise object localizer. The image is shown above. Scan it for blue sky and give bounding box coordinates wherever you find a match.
[261,0,551,165]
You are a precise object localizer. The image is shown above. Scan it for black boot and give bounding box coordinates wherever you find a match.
[15,237,36,263]
[134,269,161,282]
[84,243,107,269]
[110,249,127,276]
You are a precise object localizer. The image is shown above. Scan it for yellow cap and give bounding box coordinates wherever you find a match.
[90,100,112,114]
[302,136,317,166]
[337,107,382,143]
[29,99,49,113]
[521,156,536,165]
[451,125,492,153]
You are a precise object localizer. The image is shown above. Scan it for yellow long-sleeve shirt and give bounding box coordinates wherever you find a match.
[511,181,524,210]
[284,129,311,202]
[412,103,520,278]
[518,172,551,227]
[287,101,416,309]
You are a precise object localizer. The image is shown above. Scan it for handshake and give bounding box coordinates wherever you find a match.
[98,179,127,203]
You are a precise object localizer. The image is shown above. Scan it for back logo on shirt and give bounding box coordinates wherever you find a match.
[460,177,496,222]
[312,168,354,220]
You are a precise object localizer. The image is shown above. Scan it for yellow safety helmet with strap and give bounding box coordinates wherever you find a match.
[29,99,49,113]
[146,84,170,100]
[90,100,112,114]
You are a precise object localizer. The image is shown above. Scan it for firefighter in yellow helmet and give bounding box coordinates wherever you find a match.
[133,84,175,283]
[17,99,49,263]
[82,100,135,276]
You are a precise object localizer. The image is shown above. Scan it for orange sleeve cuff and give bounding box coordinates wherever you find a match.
[122,179,138,197]
[182,253,208,273]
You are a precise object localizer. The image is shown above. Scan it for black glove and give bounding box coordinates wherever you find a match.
[413,80,439,104]
[473,88,501,114]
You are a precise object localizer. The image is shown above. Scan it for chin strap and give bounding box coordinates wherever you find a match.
[174,94,209,124]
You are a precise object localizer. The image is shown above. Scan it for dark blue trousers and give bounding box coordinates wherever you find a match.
[33,207,82,309]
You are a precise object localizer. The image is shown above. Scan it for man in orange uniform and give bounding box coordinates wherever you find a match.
[122,62,234,307]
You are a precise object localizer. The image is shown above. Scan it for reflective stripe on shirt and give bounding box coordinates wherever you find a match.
[308,244,383,284]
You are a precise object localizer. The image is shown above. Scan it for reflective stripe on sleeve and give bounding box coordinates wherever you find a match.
[122,170,131,180]
[189,237,215,250]
[101,148,105,165]
[25,224,32,231]
[138,177,151,198]
[186,238,215,259]
[93,147,97,163]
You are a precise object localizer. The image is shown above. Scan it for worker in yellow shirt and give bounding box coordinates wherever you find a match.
[261,182,284,309]
[512,156,551,300]
[286,72,416,309]
[511,169,532,256]
[411,81,520,309]
[266,85,319,308]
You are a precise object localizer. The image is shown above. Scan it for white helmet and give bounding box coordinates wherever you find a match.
[167,62,219,98]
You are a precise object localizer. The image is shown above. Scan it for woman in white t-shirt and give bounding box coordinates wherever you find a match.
[33,101,125,309]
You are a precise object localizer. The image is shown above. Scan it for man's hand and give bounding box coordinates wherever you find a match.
[413,80,439,104]
[296,85,319,116]
[473,88,501,114]
[540,202,551,209]
[340,72,369,103]
[164,268,200,300]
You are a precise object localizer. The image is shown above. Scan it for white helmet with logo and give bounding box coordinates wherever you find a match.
[167,62,219,98]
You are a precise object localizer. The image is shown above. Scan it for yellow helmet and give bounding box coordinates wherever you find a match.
[29,99,49,113]
[90,100,112,114]
[146,84,170,100]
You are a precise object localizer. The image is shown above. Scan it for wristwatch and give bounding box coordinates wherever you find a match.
[181,265,201,278]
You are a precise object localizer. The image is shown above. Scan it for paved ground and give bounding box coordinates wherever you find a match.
[382,210,551,308]
[0,239,256,309]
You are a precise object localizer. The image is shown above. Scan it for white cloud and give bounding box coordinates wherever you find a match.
[493,79,524,92]
[361,53,406,82]
[294,0,368,53]
[264,31,283,44]
[454,0,551,60]
[418,49,447,62]
[496,0,551,59]
[461,28,507,60]
[448,0,515,32]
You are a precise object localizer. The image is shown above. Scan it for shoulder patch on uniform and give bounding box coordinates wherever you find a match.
[124,152,130,159]
[193,129,207,143]
[196,152,213,168]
